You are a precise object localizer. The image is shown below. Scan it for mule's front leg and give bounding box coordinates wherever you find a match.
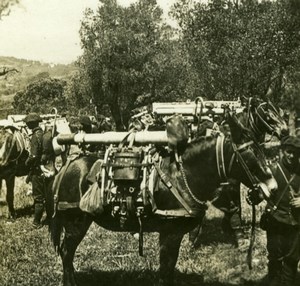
[60,213,92,286]
[158,231,184,286]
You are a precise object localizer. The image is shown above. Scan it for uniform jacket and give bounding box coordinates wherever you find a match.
[27,127,43,168]
[267,161,300,226]
[42,129,55,164]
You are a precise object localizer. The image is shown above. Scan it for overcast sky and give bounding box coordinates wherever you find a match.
[0,0,177,64]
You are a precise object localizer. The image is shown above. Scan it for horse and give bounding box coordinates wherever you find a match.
[50,112,277,286]
[0,125,29,219]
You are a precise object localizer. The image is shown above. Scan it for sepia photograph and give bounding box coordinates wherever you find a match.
[1,0,300,285]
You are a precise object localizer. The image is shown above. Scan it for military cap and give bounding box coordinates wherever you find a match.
[79,115,91,125]
[24,113,42,123]
[205,102,215,109]
[281,136,300,149]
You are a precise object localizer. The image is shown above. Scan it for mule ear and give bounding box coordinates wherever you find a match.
[166,114,189,154]
[226,111,249,144]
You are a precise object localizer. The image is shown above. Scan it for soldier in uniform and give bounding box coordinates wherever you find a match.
[24,113,46,228]
[40,124,57,225]
[261,135,300,286]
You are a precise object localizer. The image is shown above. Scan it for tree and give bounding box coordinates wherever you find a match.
[172,0,300,107]
[12,77,67,113]
[0,67,19,78]
[76,0,183,130]
[0,0,19,19]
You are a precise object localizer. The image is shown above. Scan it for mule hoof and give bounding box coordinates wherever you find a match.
[7,212,17,220]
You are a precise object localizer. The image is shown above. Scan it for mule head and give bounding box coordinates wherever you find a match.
[166,114,189,154]
[255,100,289,139]
[225,112,277,202]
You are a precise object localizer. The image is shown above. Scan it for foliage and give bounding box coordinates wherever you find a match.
[12,76,67,114]
[75,0,191,130]
[171,0,300,108]
[0,0,19,19]
[0,56,77,118]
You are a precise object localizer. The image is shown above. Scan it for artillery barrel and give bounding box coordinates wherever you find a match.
[56,131,169,145]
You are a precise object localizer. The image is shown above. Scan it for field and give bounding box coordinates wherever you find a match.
[0,178,299,286]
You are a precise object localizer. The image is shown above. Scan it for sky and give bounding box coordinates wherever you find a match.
[0,0,177,65]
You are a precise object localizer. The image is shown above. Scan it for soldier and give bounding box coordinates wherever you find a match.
[261,135,300,286]
[24,113,46,228]
[40,124,57,225]
[78,115,92,134]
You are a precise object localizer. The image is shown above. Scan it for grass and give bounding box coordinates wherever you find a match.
[0,179,299,286]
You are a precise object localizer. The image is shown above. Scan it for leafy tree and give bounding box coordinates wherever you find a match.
[172,0,300,108]
[64,69,95,116]
[0,0,19,19]
[76,0,186,130]
[12,77,67,114]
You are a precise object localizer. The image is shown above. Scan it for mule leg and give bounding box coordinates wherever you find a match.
[5,175,16,219]
[158,230,185,286]
[60,213,93,286]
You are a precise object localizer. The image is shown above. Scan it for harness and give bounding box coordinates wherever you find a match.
[247,99,281,140]
[154,135,259,219]
[0,128,26,167]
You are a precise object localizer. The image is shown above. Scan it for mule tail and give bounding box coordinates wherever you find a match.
[50,213,63,254]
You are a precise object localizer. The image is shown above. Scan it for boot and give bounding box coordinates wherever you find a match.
[33,203,44,229]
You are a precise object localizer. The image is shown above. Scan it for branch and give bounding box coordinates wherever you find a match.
[0,67,20,77]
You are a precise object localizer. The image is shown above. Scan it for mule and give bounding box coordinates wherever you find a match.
[50,112,277,286]
[204,98,289,245]
[0,126,29,218]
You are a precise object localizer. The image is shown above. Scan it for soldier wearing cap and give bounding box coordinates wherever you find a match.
[261,135,300,286]
[79,115,92,133]
[24,113,46,228]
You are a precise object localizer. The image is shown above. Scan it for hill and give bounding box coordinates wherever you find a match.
[0,56,78,118]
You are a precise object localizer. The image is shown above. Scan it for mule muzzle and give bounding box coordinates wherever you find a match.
[246,179,277,205]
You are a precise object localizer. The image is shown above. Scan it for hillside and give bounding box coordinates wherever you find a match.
[0,56,78,118]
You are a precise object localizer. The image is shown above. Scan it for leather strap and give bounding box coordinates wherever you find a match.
[152,160,197,217]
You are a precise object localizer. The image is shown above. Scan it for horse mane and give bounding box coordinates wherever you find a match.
[184,135,216,161]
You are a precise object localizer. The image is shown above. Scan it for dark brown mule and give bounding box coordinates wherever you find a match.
[210,98,289,239]
[50,113,277,286]
[0,126,29,218]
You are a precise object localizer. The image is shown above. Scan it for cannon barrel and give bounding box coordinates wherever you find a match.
[56,131,169,145]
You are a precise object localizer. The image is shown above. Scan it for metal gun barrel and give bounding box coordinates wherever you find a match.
[56,131,169,145]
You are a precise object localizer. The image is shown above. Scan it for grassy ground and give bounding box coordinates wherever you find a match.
[0,179,298,286]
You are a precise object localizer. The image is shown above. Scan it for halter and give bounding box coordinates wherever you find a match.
[216,134,257,187]
[247,101,281,139]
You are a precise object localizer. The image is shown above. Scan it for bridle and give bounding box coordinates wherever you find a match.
[247,100,282,140]
[216,134,260,188]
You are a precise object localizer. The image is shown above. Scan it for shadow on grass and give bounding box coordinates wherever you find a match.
[191,217,237,248]
[75,269,240,286]
[16,204,34,218]
[76,269,286,286]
